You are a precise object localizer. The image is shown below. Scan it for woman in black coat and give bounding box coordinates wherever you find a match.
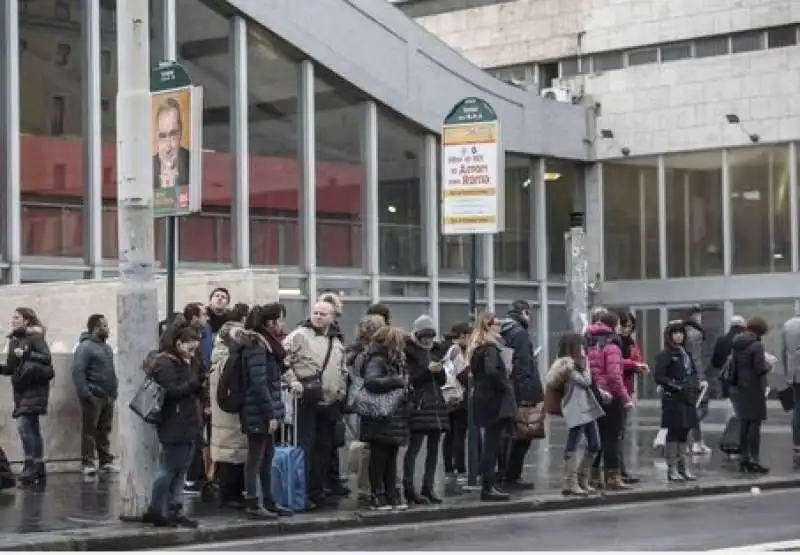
[402,315,449,505]
[360,326,410,510]
[730,317,771,474]
[468,312,516,502]
[654,321,699,482]
[143,324,204,528]
[1,307,53,487]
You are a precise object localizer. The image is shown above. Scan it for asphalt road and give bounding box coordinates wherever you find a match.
[173,489,800,551]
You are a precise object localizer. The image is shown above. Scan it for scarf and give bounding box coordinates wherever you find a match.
[262,326,288,371]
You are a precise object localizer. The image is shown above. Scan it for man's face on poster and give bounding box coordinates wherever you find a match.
[156,106,182,170]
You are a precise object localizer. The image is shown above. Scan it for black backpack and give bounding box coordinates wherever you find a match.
[217,348,247,414]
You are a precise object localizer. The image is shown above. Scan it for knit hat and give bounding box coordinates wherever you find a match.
[412,315,436,336]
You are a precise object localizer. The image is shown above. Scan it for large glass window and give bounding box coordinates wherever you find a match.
[247,25,301,267]
[602,159,659,280]
[495,154,531,278]
[730,146,790,274]
[20,0,85,257]
[315,70,365,269]
[545,159,580,280]
[175,0,232,264]
[632,308,661,399]
[101,0,166,263]
[665,151,724,277]
[378,109,425,276]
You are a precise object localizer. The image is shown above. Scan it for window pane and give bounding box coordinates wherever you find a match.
[545,159,579,280]
[665,151,724,277]
[660,42,692,62]
[176,0,233,264]
[768,26,797,48]
[592,51,624,72]
[378,109,426,276]
[731,31,764,53]
[495,155,532,278]
[602,159,659,280]
[560,57,578,77]
[730,146,790,274]
[247,25,301,266]
[633,308,661,399]
[316,70,364,269]
[695,36,729,58]
[627,48,658,66]
[20,0,85,257]
[102,0,166,262]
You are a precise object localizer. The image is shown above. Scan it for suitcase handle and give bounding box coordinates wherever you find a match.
[280,386,299,447]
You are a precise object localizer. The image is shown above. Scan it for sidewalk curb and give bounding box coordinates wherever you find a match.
[4,476,800,551]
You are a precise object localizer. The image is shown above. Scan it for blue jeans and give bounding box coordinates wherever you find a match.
[565,421,601,455]
[17,414,44,461]
[792,384,800,449]
[149,443,195,516]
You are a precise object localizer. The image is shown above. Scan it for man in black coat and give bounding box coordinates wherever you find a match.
[498,300,543,490]
[711,315,747,400]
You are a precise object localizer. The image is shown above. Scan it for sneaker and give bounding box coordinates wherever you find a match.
[82,465,97,477]
[692,442,712,455]
[99,462,119,473]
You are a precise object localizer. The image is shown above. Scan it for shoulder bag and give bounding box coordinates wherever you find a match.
[129,376,166,424]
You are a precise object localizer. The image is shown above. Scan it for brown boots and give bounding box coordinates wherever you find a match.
[604,469,633,490]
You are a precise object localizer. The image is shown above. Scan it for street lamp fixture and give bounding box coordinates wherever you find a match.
[725,113,759,143]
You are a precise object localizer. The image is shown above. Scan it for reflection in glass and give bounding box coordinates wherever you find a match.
[547,304,568,364]
[102,0,165,261]
[730,146,790,274]
[602,160,659,280]
[378,110,425,276]
[176,0,232,263]
[546,159,579,280]
[633,308,662,399]
[20,0,85,257]
[247,25,301,266]
[665,151,724,277]
[315,70,364,269]
[495,155,531,278]
[733,300,795,381]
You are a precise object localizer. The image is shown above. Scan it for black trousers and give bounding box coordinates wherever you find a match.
[739,419,762,462]
[618,406,630,475]
[498,436,530,482]
[296,399,338,501]
[216,462,244,503]
[368,440,399,501]
[593,399,624,471]
[443,409,468,474]
[80,396,115,467]
[403,431,441,492]
[480,420,506,490]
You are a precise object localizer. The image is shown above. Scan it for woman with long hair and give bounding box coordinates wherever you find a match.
[0,307,53,488]
[466,312,516,502]
[360,325,410,511]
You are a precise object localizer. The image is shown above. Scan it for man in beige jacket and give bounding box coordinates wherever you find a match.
[283,301,347,510]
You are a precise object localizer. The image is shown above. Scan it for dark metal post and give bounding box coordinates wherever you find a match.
[166,216,177,321]
[466,233,479,487]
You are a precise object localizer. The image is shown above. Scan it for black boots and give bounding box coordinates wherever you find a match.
[740,460,769,474]
[245,497,276,520]
[168,504,199,528]
[480,485,510,502]
[19,461,45,488]
[420,487,443,504]
[404,487,428,505]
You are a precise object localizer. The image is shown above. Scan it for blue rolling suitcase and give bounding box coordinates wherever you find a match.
[271,393,307,511]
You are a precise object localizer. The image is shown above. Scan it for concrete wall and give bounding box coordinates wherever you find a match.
[413,0,800,67]
[0,269,278,465]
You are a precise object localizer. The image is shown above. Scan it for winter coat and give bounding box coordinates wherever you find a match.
[554,357,605,428]
[209,322,248,464]
[712,324,746,398]
[654,345,699,431]
[232,328,285,436]
[283,322,347,406]
[470,339,517,428]
[586,323,631,404]
[731,331,770,422]
[1,327,53,418]
[499,311,543,406]
[405,337,449,433]
[619,334,643,396]
[0,326,55,418]
[72,332,118,401]
[150,351,203,445]
[684,320,706,381]
[781,316,800,385]
[360,349,410,447]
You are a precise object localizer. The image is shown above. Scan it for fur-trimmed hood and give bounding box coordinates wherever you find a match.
[8,325,45,339]
[546,356,576,388]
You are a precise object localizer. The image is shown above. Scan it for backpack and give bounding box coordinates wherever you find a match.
[718,353,737,387]
[217,348,247,414]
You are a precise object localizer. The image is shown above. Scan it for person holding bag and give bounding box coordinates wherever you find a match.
[442,322,471,481]
[359,326,410,511]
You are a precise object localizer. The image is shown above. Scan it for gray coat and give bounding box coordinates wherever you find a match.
[556,358,605,428]
[684,321,706,380]
[782,316,800,384]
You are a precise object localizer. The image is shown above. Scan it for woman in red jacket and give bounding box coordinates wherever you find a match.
[618,313,649,484]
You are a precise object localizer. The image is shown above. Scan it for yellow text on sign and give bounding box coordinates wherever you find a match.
[443,123,498,146]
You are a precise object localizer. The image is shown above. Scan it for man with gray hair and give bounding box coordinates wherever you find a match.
[781,312,800,463]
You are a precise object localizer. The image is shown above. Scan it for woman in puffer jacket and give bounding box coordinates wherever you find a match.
[586,311,633,491]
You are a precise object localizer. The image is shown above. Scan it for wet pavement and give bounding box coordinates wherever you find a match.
[0,402,795,539]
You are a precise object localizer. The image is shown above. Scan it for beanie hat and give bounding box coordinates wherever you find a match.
[412,315,436,335]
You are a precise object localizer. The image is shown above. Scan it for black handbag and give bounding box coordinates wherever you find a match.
[300,338,334,404]
[129,376,166,424]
